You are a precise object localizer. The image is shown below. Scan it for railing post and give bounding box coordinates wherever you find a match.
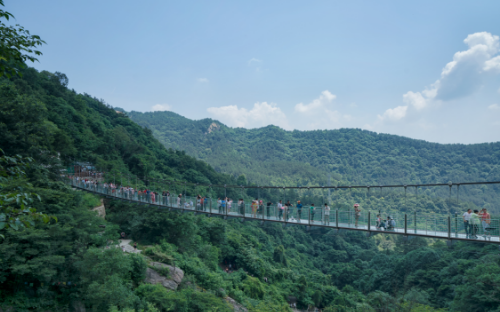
[368,211,371,232]
[448,216,451,239]
[414,211,417,234]
[225,184,228,218]
[404,214,407,234]
[336,209,339,228]
[455,213,458,238]
[209,186,212,214]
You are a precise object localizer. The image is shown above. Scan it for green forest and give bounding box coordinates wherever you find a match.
[127,110,500,212]
[1,3,500,311]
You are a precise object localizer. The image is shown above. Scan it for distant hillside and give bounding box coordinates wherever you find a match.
[128,110,500,207]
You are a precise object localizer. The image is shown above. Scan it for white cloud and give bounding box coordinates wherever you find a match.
[207,102,290,129]
[378,105,408,121]
[403,91,427,110]
[379,32,500,124]
[488,104,499,110]
[435,32,500,100]
[197,78,209,83]
[247,58,264,72]
[151,104,172,111]
[484,56,500,72]
[247,58,262,66]
[294,90,336,113]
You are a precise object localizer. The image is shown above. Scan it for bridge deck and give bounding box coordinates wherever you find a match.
[68,179,500,244]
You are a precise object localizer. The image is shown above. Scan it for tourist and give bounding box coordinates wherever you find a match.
[252,199,258,217]
[285,200,292,221]
[197,195,202,211]
[354,203,361,227]
[310,203,315,222]
[266,201,273,218]
[238,198,244,215]
[177,194,182,207]
[221,197,226,214]
[376,214,382,230]
[277,200,283,220]
[480,208,491,237]
[463,209,472,238]
[386,216,395,231]
[470,210,481,239]
[378,217,386,231]
[324,203,330,225]
[296,200,303,221]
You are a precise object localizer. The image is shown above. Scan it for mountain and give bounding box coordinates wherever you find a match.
[128,110,500,209]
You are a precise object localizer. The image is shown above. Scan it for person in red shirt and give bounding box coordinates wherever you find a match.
[480,208,491,237]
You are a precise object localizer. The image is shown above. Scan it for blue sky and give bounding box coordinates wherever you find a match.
[8,0,500,143]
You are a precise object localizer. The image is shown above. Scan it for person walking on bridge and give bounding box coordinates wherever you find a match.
[296,201,303,222]
[463,209,472,238]
[480,208,491,237]
[266,201,272,218]
[324,203,330,225]
[251,199,258,217]
[177,194,182,207]
[470,210,481,239]
[277,200,283,220]
[151,191,156,204]
[309,204,315,222]
[354,203,361,227]
[285,200,291,221]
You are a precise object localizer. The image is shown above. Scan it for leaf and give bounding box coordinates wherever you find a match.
[9,222,18,231]
[0,221,6,230]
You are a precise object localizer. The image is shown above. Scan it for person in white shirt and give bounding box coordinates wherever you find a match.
[277,200,283,220]
[463,209,472,238]
[324,203,330,225]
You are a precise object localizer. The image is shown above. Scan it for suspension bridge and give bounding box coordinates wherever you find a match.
[64,177,500,246]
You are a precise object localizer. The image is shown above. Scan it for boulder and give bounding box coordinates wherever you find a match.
[150,262,184,284]
[92,199,106,219]
[144,262,184,291]
[225,297,248,312]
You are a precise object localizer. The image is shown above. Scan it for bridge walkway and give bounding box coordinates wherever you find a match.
[67,179,500,244]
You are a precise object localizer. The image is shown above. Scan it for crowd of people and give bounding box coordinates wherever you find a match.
[67,175,496,239]
[463,208,492,238]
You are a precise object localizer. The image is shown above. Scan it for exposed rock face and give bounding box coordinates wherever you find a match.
[145,262,184,290]
[225,297,248,312]
[92,199,106,219]
[206,122,220,134]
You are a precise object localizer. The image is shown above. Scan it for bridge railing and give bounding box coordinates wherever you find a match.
[64,177,499,242]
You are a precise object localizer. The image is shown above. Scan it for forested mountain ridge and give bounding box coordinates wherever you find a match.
[128,110,500,208]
